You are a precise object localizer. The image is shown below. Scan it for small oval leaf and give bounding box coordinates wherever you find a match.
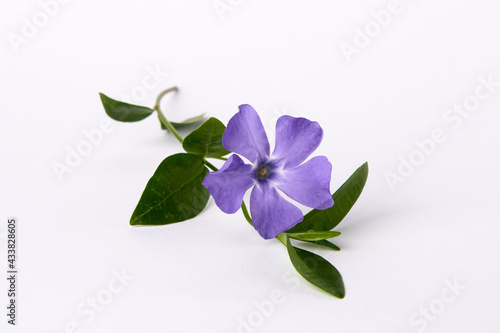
[99,93,154,122]
[130,153,209,225]
[182,117,230,158]
[285,235,345,298]
[161,113,206,131]
[301,239,341,251]
[287,231,341,241]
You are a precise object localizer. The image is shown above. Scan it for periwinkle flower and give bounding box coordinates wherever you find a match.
[202,105,334,239]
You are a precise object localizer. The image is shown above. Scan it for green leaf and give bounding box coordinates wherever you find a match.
[288,162,369,233]
[99,93,154,122]
[287,231,341,241]
[130,153,210,225]
[160,113,206,130]
[285,235,345,298]
[301,240,341,251]
[182,117,230,158]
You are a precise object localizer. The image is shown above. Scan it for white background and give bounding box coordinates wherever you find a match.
[1,0,499,332]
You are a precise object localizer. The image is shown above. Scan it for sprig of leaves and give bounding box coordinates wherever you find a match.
[99,88,369,299]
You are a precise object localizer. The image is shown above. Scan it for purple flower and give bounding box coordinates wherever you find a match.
[202,105,334,239]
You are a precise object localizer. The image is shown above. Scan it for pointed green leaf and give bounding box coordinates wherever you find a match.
[160,113,206,130]
[285,235,345,298]
[287,231,341,241]
[288,162,368,233]
[301,239,341,251]
[99,93,154,122]
[172,114,206,127]
[130,153,209,225]
[182,117,230,158]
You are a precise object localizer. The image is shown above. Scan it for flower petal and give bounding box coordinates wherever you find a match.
[222,104,270,163]
[250,185,304,239]
[276,156,334,210]
[202,154,255,214]
[272,116,323,169]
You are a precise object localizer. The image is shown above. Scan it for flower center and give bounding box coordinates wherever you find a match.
[256,164,271,180]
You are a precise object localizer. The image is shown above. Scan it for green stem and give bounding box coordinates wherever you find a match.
[153,87,183,144]
[241,201,252,226]
[211,156,228,161]
[154,86,178,106]
[203,160,218,172]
